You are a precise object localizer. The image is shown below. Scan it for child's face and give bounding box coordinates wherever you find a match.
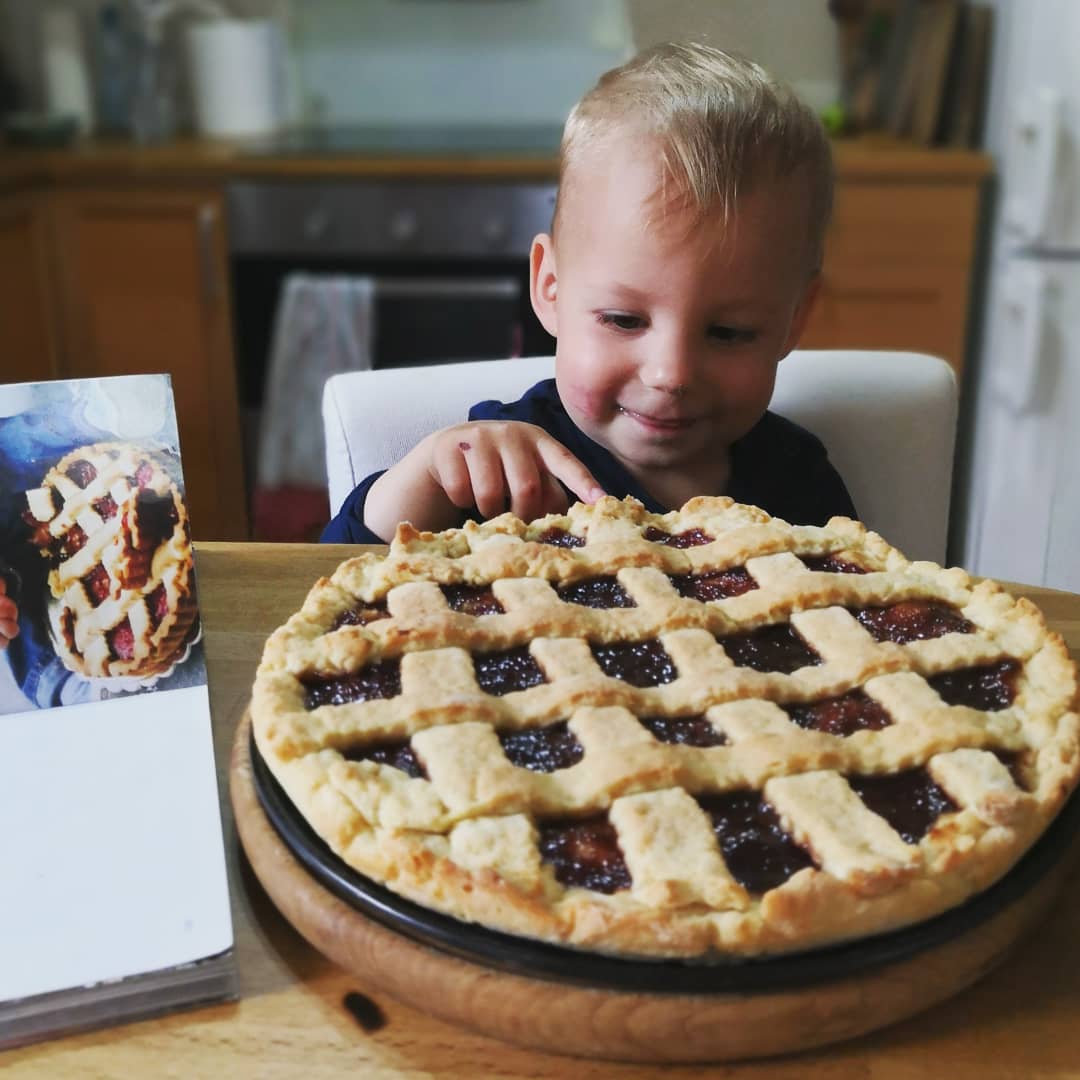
[530,138,820,488]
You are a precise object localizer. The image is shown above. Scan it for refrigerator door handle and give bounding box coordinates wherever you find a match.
[1005,88,1064,245]
[992,265,1051,413]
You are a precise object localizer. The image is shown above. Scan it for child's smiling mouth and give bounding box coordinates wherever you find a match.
[618,405,698,433]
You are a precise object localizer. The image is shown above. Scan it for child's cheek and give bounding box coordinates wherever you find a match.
[560,380,614,423]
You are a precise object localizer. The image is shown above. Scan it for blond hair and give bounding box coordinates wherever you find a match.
[554,42,833,270]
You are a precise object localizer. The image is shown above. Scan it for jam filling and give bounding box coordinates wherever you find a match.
[134,490,179,550]
[145,583,170,630]
[643,526,714,548]
[848,768,956,844]
[59,608,79,655]
[60,525,88,559]
[717,624,821,674]
[853,600,974,644]
[591,639,677,687]
[669,567,758,601]
[638,713,727,747]
[928,659,1020,711]
[538,816,632,893]
[331,601,390,629]
[473,646,547,696]
[133,461,154,488]
[301,659,402,709]
[784,690,893,737]
[800,554,868,574]
[534,527,585,548]
[66,459,97,489]
[698,791,815,894]
[499,720,583,772]
[557,576,636,609]
[82,564,112,607]
[106,617,136,662]
[343,738,426,779]
[441,584,504,616]
[92,494,118,521]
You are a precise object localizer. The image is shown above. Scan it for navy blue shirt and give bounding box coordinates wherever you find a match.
[322,379,856,544]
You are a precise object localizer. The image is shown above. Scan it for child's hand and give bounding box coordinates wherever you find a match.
[0,578,19,649]
[427,421,604,520]
[364,421,606,540]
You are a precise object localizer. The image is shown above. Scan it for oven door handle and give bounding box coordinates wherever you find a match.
[374,277,520,300]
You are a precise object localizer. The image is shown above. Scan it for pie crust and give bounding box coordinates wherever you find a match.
[251,496,1080,959]
[23,441,198,680]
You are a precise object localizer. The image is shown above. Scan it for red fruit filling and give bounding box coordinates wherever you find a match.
[538,816,632,893]
[591,639,676,686]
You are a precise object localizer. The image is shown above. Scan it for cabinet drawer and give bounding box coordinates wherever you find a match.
[827,183,980,266]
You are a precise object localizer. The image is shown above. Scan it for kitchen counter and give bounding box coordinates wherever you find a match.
[6,542,1078,1077]
[0,133,991,188]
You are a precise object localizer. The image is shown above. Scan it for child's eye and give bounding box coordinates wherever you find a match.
[597,312,645,332]
[708,325,755,344]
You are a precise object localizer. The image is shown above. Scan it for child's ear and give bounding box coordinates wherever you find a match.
[779,272,822,358]
[529,233,559,338]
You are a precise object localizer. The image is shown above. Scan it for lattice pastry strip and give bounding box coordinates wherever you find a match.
[252,495,1079,959]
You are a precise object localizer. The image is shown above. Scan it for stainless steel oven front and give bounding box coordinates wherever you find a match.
[226,178,558,408]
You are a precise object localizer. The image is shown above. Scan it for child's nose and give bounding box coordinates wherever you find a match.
[640,337,697,394]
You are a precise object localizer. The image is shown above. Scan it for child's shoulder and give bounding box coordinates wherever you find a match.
[468,377,560,424]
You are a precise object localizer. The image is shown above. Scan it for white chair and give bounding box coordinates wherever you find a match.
[322,350,958,563]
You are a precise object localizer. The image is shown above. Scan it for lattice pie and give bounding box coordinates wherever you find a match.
[23,441,197,679]
[252,496,1079,959]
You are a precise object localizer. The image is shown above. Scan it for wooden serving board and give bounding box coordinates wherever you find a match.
[230,710,1072,1063]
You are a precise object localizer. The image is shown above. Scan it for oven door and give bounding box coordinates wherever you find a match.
[371,274,523,366]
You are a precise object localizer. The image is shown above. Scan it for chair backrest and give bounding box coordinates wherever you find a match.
[322,350,958,562]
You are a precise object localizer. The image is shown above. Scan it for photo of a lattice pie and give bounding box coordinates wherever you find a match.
[251,496,1080,960]
[23,441,198,680]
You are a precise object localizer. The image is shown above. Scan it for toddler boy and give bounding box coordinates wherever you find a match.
[323,42,855,543]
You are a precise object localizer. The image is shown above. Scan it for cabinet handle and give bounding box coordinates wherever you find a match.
[197,202,222,307]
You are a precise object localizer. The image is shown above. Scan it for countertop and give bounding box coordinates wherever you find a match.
[5,542,1078,1078]
[0,133,992,189]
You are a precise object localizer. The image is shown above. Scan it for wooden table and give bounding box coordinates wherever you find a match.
[8,543,1080,1078]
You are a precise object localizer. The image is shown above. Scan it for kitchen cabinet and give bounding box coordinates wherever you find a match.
[0,192,62,384]
[49,186,248,540]
[802,150,988,374]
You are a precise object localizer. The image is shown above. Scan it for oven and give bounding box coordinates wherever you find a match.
[226,178,557,404]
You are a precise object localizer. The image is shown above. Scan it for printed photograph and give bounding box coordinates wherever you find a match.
[0,375,207,715]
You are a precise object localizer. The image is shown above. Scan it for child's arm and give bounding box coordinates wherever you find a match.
[0,578,18,648]
[363,420,605,540]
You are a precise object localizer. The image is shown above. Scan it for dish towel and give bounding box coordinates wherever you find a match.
[254,273,376,541]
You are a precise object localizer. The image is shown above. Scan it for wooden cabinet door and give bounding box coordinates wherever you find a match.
[51,187,248,540]
[801,181,983,376]
[0,193,62,384]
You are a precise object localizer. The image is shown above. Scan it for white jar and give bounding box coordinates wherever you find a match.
[41,6,94,134]
[187,18,283,139]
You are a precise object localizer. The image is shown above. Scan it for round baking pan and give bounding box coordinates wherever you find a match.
[250,734,1080,994]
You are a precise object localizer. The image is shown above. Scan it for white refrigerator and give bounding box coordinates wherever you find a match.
[959,0,1080,592]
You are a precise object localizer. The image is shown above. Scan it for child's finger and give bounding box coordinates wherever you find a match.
[501,440,549,522]
[462,440,511,519]
[540,471,571,516]
[430,440,477,510]
[536,437,606,504]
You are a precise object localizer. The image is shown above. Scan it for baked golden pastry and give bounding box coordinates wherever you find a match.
[23,441,197,679]
[251,496,1079,959]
